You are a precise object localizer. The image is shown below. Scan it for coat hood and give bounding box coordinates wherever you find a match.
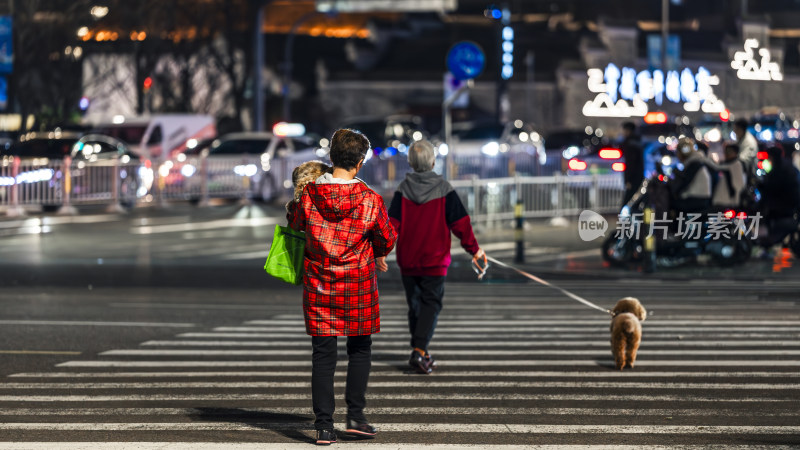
[307,175,369,221]
[397,171,453,204]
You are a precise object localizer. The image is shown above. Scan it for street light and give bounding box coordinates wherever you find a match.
[91,5,109,19]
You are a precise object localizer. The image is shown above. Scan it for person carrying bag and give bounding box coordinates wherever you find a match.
[286,128,397,445]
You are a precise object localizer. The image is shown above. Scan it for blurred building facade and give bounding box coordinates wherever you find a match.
[7,0,800,135]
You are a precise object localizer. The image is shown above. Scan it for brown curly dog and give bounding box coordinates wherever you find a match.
[610,297,647,370]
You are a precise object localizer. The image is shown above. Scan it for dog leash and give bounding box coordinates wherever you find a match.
[485,255,612,316]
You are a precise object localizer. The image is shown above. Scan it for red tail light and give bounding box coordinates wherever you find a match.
[736,211,747,219]
[724,209,735,220]
[599,148,622,159]
[644,112,667,124]
[568,159,587,171]
[612,162,626,172]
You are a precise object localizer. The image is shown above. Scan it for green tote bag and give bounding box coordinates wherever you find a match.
[264,225,306,285]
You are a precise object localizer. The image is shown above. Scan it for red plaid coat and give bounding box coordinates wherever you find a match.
[288,180,396,336]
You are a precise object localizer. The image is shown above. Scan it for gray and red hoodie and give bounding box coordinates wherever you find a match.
[388,171,479,276]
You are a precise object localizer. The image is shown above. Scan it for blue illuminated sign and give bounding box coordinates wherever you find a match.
[446,41,485,81]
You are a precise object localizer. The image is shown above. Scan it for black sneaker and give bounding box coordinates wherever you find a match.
[425,352,438,370]
[315,429,337,445]
[409,349,432,374]
[345,418,377,438]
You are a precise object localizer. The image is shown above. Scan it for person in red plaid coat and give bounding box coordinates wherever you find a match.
[287,128,396,445]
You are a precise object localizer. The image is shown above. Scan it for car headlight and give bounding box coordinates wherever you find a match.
[481,141,500,157]
[704,128,722,142]
[562,146,580,159]
[181,164,196,178]
[234,164,258,177]
[15,168,54,184]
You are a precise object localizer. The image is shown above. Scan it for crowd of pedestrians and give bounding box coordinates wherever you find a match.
[620,122,800,256]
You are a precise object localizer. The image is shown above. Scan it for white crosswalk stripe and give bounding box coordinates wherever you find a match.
[3,281,800,447]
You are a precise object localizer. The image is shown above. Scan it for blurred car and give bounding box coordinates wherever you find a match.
[694,115,734,145]
[182,130,318,201]
[693,113,734,162]
[1,131,140,207]
[182,137,217,156]
[564,114,686,179]
[638,112,693,142]
[5,130,80,160]
[338,114,429,160]
[748,109,800,149]
[87,114,216,160]
[449,120,546,178]
[550,127,618,176]
[547,127,607,159]
[0,131,73,208]
[563,145,626,176]
[68,134,143,204]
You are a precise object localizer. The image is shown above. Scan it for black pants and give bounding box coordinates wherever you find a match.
[311,335,372,430]
[402,275,446,351]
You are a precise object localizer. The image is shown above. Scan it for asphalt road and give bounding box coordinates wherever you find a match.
[1,202,799,448]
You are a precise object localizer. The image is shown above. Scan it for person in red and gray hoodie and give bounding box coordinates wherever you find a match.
[388,140,485,374]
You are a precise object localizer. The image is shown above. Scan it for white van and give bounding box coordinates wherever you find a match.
[86,114,216,161]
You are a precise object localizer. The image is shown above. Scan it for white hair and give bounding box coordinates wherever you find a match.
[408,140,435,172]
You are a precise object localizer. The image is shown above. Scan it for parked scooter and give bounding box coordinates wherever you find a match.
[602,175,754,268]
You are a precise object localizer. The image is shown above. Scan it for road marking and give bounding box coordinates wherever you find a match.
[177,332,800,339]
[523,248,600,263]
[2,381,797,390]
[10,371,800,379]
[0,423,797,434]
[131,217,281,235]
[96,349,800,356]
[0,406,797,417]
[55,360,800,368]
[0,393,793,402]
[0,350,81,355]
[220,251,268,260]
[109,303,279,311]
[0,444,789,450]
[0,320,195,328]
[139,339,800,348]
[0,215,120,229]
[199,304,799,311]
[243,319,800,326]
[211,326,800,332]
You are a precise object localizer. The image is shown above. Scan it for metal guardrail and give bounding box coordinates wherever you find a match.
[450,174,624,226]
[1,153,623,222]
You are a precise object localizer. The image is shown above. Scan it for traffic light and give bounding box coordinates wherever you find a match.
[143,76,153,92]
